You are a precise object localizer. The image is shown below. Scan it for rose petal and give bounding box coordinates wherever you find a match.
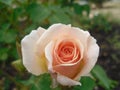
[36,23,71,56]
[53,38,84,65]
[57,74,81,86]
[74,36,99,80]
[45,41,55,72]
[21,27,46,75]
[71,27,90,48]
[36,24,89,58]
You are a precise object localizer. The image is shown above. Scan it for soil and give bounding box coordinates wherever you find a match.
[90,24,120,90]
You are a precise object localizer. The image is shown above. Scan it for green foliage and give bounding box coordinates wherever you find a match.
[29,74,52,90]
[20,74,96,90]
[0,0,118,89]
[0,0,13,5]
[90,14,112,32]
[26,3,51,23]
[73,3,90,15]
[21,73,60,90]
[75,14,112,33]
[73,77,95,90]
[91,65,118,90]
[48,6,71,24]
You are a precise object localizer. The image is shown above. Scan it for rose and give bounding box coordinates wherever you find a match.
[21,23,99,86]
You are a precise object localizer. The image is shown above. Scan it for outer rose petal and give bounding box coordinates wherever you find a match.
[45,41,54,72]
[36,23,89,57]
[74,36,99,80]
[21,27,47,75]
[57,74,81,86]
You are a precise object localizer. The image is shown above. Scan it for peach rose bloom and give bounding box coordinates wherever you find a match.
[21,23,99,86]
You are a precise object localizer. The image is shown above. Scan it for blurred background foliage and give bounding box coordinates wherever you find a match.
[0,0,120,90]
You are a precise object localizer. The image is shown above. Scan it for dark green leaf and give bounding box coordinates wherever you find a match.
[73,4,90,15]
[73,76,95,90]
[21,74,52,90]
[0,48,9,61]
[73,3,83,15]
[0,30,16,43]
[0,23,10,30]
[13,7,25,21]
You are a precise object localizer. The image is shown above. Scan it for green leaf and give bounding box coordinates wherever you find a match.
[73,3,83,15]
[0,48,9,61]
[25,24,38,34]
[21,74,52,90]
[12,7,25,21]
[49,6,71,24]
[0,3,6,9]
[91,65,118,90]
[36,74,52,90]
[0,0,13,5]
[73,3,90,15]
[73,76,95,90]
[0,30,16,43]
[49,13,71,24]
[0,23,10,30]
[26,3,51,23]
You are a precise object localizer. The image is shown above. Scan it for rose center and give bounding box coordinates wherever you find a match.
[61,46,73,55]
[57,41,75,62]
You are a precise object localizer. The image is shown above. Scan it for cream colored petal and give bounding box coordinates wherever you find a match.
[36,24,89,61]
[45,41,55,72]
[36,23,72,56]
[57,74,81,86]
[21,27,46,75]
[82,36,99,75]
[74,36,99,80]
[71,27,90,47]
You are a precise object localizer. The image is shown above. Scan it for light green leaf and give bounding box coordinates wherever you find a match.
[0,0,13,5]
[91,65,118,90]
[49,6,71,24]
[49,13,71,24]
[73,76,95,90]
[26,3,51,23]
